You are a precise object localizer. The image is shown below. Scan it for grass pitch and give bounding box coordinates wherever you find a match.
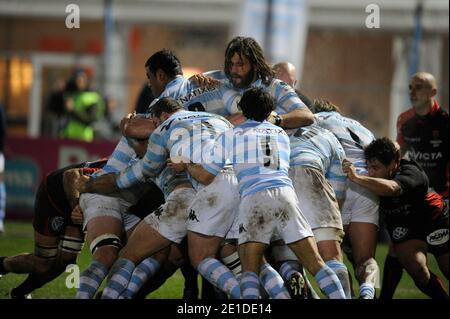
[0,221,448,299]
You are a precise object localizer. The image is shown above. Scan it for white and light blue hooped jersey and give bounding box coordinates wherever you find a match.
[149,75,198,111]
[289,124,347,199]
[314,111,376,174]
[116,110,232,192]
[98,75,197,196]
[180,77,308,132]
[203,119,293,198]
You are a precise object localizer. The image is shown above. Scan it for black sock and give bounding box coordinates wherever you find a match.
[134,265,178,299]
[201,277,216,300]
[180,262,199,298]
[417,272,449,300]
[11,274,42,298]
[379,255,404,299]
[0,257,7,275]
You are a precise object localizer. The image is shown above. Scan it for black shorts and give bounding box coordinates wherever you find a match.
[32,182,72,236]
[127,181,165,219]
[386,202,449,256]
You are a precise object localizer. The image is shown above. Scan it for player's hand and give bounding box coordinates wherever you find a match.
[166,158,188,173]
[189,74,220,88]
[267,111,278,125]
[120,112,136,133]
[74,174,91,193]
[342,159,357,181]
[71,205,84,225]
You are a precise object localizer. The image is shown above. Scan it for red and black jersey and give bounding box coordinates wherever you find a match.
[33,159,107,236]
[380,159,443,219]
[381,159,448,255]
[396,101,449,197]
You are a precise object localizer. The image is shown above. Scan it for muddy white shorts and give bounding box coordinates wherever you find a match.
[289,166,343,231]
[144,187,196,244]
[238,186,313,245]
[187,169,240,237]
[342,180,379,227]
[81,193,135,231]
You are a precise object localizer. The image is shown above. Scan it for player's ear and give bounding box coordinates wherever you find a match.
[430,87,437,97]
[156,69,168,82]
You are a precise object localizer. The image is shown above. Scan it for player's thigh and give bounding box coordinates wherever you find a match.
[85,215,123,245]
[120,220,172,263]
[346,222,378,264]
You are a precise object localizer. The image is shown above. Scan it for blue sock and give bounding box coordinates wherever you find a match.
[359,283,376,299]
[279,260,300,281]
[326,260,352,299]
[241,271,260,299]
[121,257,161,299]
[259,263,290,299]
[197,257,240,299]
[102,258,135,299]
[76,260,108,299]
[315,264,346,299]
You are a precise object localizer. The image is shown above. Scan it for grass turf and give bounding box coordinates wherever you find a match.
[0,221,448,299]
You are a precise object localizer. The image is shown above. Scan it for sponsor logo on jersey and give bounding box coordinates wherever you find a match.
[409,150,443,161]
[430,139,442,147]
[392,227,409,240]
[239,223,247,234]
[178,86,216,104]
[426,229,449,245]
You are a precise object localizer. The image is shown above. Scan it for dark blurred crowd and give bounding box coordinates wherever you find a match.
[41,68,121,142]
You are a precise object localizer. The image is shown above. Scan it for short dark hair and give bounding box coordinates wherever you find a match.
[310,98,341,114]
[364,137,400,166]
[145,49,183,78]
[224,37,274,85]
[239,87,274,122]
[151,97,184,118]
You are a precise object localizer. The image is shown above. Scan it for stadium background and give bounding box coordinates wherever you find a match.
[0,0,448,299]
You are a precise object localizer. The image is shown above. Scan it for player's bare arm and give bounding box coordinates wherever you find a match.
[342,159,402,197]
[274,108,314,128]
[189,73,220,89]
[63,168,84,209]
[166,159,215,185]
[75,172,119,195]
[123,116,157,140]
[70,205,84,225]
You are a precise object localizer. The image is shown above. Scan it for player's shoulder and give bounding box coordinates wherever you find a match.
[315,111,338,121]
[397,107,416,125]
[434,106,449,120]
[268,78,294,93]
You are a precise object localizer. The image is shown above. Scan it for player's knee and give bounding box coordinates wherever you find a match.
[220,240,237,258]
[188,248,206,268]
[89,234,122,267]
[406,262,429,286]
[188,255,198,269]
[58,235,84,264]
